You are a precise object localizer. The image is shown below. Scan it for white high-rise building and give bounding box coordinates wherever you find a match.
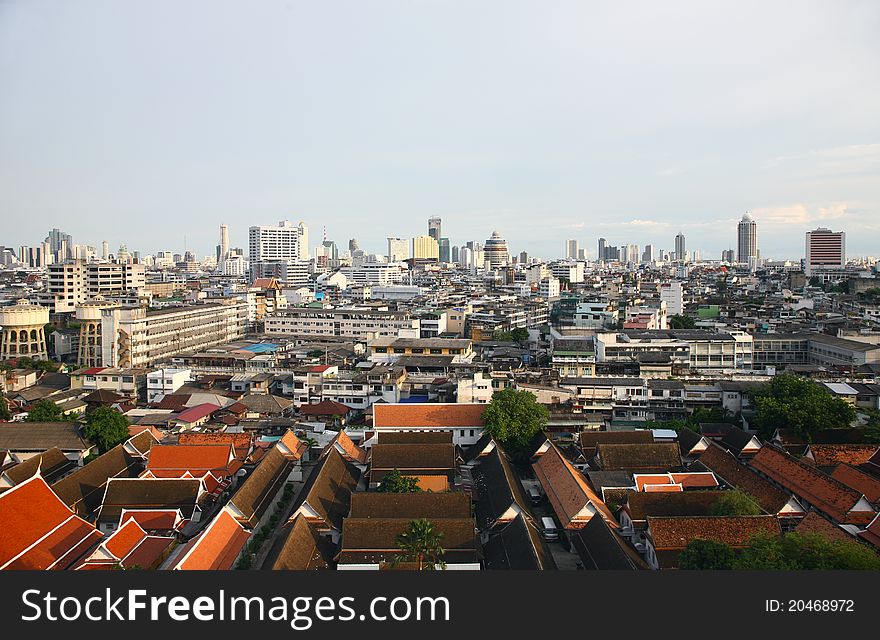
[805,228,845,277]
[660,281,684,316]
[674,233,687,262]
[219,224,230,263]
[249,220,308,283]
[387,237,409,262]
[566,239,579,260]
[737,213,758,264]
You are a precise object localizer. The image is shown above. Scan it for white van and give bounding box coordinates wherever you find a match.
[541,516,559,542]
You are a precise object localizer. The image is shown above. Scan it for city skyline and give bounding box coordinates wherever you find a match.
[1,1,878,260]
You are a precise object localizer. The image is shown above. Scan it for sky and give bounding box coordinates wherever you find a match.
[1,0,879,262]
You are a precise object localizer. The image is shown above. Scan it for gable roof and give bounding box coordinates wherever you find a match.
[595,443,682,471]
[145,444,237,477]
[348,492,471,519]
[0,475,103,570]
[695,444,793,515]
[749,446,875,524]
[268,514,335,570]
[625,490,727,523]
[472,447,533,530]
[482,513,556,570]
[533,442,616,529]
[1,447,76,487]
[77,517,175,570]
[239,393,293,415]
[794,511,855,544]
[322,430,367,465]
[52,442,146,516]
[299,400,350,416]
[295,448,360,530]
[369,443,456,472]
[227,447,293,529]
[379,431,454,445]
[373,403,485,428]
[579,430,653,458]
[174,403,221,424]
[338,517,477,565]
[0,422,93,453]
[172,508,250,570]
[830,464,880,503]
[647,515,781,567]
[98,478,203,523]
[571,514,645,570]
[807,444,879,468]
[177,432,252,460]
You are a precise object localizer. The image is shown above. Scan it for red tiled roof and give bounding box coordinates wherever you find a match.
[794,511,854,544]
[146,444,236,477]
[299,400,350,416]
[324,430,367,465]
[174,508,250,570]
[118,509,183,532]
[808,445,879,467]
[174,403,221,424]
[373,403,486,428]
[0,475,102,570]
[308,365,333,373]
[648,515,781,551]
[858,514,880,548]
[278,430,308,460]
[105,518,148,559]
[178,432,252,460]
[633,472,719,491]
[749,447,876,525]
[830,464,880,503]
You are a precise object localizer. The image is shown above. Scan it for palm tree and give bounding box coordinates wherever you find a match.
[395,519,446,571]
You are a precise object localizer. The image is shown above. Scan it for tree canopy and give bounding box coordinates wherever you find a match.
[25,399,70,422]
[750,374,856,440]
[481,388,549,455]
[708,489,762,516]
[679,532,880,570]
[378,468,423,493]
[669,314,696,329]
[83,406,130,453]
[395,519,446,570]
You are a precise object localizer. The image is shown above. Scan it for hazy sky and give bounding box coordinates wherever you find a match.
[2,0,879,261]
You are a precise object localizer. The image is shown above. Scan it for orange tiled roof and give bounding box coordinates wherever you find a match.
[808,445,879,467]
[118,509,183,532]
[0,475,102,570]
[278,430,308,460]
[829,464,880,503]
[533,442,616,529]
[174,508,250,570]
[373,403,486,428]
[178,432,252,460]
[648,515,781,550]
[146,444,236,477]
[325,430,367,465]
[750,446,875,524]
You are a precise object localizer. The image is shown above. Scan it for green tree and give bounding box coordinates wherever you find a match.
[0,395,11,421]
[708,489,762,516]
[669,314,696,329]
[83,406,130,453]
[481,388,549,455]
[750,374,856,441]
[678,539,735,570]
[395,519,446,570]
[378,468,423,493]
[510,327,529,345]
[25,399,68,422]
[735,533,880,570]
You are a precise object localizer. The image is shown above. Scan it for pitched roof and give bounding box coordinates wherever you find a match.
[482,513,556,570]
[695,444,793,514]
[647,515,781,567]
[472,446,534,530]
[98,478,203,523]
[277,430,308,460]
[749,446,875,524]
[0,422,93,452]
[579,429,653,453]
[338,517,477,565]
[373,403,485,428]
[295,448,360,530]
[118,509,184,533]
[794,511,855,544]
[0,475,103,570]
[173,508,250,570]
[322,430,367,465]
[227,447,293,528]
[369,443,456,472]
[177,432,252,460]
[268,514,335,570]
[633,472,719,491]
[239,393,293,414]
[299,400,350,416]
[2,447,76,486]
[625,490,728,523]
[52,443,145,516]
[146,444,236,477]
[570,515,644,570]
[79,517,175,570]
[379,431,454,445]
[533,442,616,529]
[174,403,220,424]
[349,492,471,519]
[808,444,879,467]
[595,443,682,471]
[830,464,880,503]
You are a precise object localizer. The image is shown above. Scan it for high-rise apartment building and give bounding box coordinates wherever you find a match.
[248,220,309,284]
[219,224,230,263]
[674,233,686,262]
[428,217,442,242]
[805,227,845,277]
[598,238,606,261]
[387,237,409,262]
[566,239,579,260]
[483,231,510,269]
[412,235,439,260]
[642,244,655,263]
[439,237,451,263]
[40,260,146,314]
[737,213,758,264]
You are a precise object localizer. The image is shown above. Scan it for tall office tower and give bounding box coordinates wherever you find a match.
[102,240,109,260]
[566,239,579,259]
[428,216,442,242]
[692,250,701,262]
[321,240,338,261]
[349,238,360,252]
[642,244,655,263]
[439,237,451,263]
[412,235,439,260]
[483,231,510,269]
[625,244,640,263]
[805,227,845,277]
[737,213,758,264]
[519,251,529,264]
[578,248,586,260]
[598,237,607,261]
[674,233,686,262]
[451,245,460,264]
[46,228,73,261]
[721,249,735,263]
[459,246,473,268]
[387,237,409,262]
[219,224,230,262]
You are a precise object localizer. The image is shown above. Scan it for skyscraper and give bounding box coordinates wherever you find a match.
[737,213,758,264]
[674,233,686,262]
[428,217,442,242]
[598,237,606,261]
[566,239,579,260]
[439,238,451,263]
[484,231,510,269]
[219,224,230,263]
[805,227,845,277]
[249,220,308,282]
[412,235,439,260]
[387,237,409,262]
[642,244,655,263]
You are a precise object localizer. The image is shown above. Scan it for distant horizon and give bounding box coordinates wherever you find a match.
[2,1,878,262]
